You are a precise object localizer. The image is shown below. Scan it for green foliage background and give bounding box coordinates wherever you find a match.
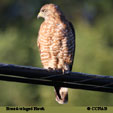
[0,0,113,106]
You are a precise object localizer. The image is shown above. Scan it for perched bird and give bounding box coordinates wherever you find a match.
[37,3,75,104]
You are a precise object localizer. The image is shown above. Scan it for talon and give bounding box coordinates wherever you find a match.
[48,67,54,72]
[48,67,57,72]
[63,70,70,75]
[48,67,53,70]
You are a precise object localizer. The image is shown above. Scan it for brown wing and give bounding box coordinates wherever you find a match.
[68,21,75,71]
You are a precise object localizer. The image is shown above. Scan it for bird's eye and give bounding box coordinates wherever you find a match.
[41,9,47,12]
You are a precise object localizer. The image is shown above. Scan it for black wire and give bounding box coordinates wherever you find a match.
[0,74,113,93]
[0,63,113,93]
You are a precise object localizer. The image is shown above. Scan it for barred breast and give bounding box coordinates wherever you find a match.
[37,20,75,72]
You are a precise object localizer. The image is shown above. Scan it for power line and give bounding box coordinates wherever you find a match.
[0,63,113,93]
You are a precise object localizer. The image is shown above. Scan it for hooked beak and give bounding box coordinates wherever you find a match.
[37,12,42,19]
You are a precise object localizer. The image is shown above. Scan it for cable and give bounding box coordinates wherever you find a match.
[0,63,113,93]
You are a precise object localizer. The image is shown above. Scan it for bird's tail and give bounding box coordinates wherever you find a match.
[54,86,68,104]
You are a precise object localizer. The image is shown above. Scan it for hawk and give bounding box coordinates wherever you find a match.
[37,4,75,104]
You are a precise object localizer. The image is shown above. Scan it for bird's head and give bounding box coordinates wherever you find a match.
[37,4,63,20]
